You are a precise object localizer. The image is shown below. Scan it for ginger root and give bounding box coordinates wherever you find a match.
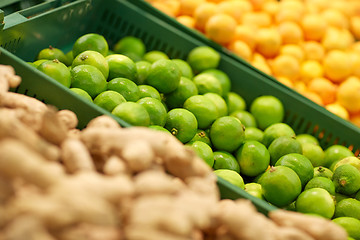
[61,138,95,173]
[56,109,78,130]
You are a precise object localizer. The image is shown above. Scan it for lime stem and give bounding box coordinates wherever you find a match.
[339,179,347,187]
[171,128,178,136]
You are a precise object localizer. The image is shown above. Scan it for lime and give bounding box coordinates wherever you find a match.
[183,95,218,129]
[202,68,231,98]
[333,164,360,195]
[148,125,171,134]
[268,136,303,166]
[244,182,264,199]
[172,59,193,79]
[93,90,126,112]
[226,92,246,114]
[193,72,223,95]
[37,59,71,88]
[165,76,198,109]
[262,123,296,147]
[27,62,37,68]
[33,59,47,67]
[335,198,360,220]
[189,141,214,167]
[143,50,169,63]
[137,97,167,127]
[164,108,198,143]
[236,140,270,177]
[245,127,264,142]
[250,95,284,130]
[210,116,245,152]
[304,176,336,195]
[275,153,314,187]
[230,110,257,128]
[186,46,220,73]
[356,190,360,201]
[335,192,350,204]
[135,61,151,85]
[259,166,302,207]
[36,46,68,64]
[107,77,140,102]
[138,85,161,100]
[188,129,212,147]
[295,188,335,219]
[302,142,326,167]
[112,102,150,126]
[146,59,181,94]
[214,169,245,189]
[71,50,109,79]
[65,50,74,66]
[333,217,360,240]
[203,93,228,117]
[333,156,360,172]
[106,54,137,81]
[113,36,146,62]
[296,133,320,146]
[213,150,240,173]
[325,145,354,169]
[69,88,93,102]
[72,33,108,57]
[314,166,333,179]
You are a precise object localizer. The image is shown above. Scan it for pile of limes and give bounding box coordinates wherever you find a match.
[32,34,360,239]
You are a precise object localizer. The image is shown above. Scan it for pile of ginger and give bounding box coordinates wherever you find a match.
[0,64,348,240]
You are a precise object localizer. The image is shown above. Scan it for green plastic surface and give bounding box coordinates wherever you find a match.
[1,0,360,215]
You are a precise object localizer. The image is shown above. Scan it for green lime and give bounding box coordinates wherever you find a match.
[304,176,336,195]
[71,50,109,79]
[333,217,360,240]
[93,90,126,112]
[137,97,167,127]
[213,150,240,173]
[244,182,264,199]
[275,153,314,187]
[245,127,264,142]
[69,88,93,102]
[183,95,218,129]
[268,136,303,166]
[107,77,140,102]
[261,123,296,147]
[302,142,326,167]
[356,190,360,201]
[296,133,320,146]
[188,129,212,147]
[138,85,161,100]
[164,108,198,143]
[106,54,138,81]
[172,59,193,79]
[65,50,74,66]
[165,76,198,109]
[33,59,47,67]
[230,110,257,128]
[250,95,284,130]
[70,65,107,98]
[146,59,181,94]
[333,164,360,196]
[72,33,108,57]
[135,61,151,85]
[37,59,71,88]
[236,140,270,177]
[143,51,169,63]
[259,166,302,207]
[113,36,146,62]
[295,188,335,219]
[111,102,150,126]
[314,166,334,179]
[202,68,231,98]
[214,169,245,189]
[36,46,68,64]
[193,72,223,95]
[210,116,245,152]
[27,62,37,68]
[226,92,246,114]
[335,192,351,204]
[333,156,360,172]
[335,198,360,220]
[189,141,214,167]
[203,93,228,117]
[186,46,220,73]
[325,145,355,169]
[148,125,171,134]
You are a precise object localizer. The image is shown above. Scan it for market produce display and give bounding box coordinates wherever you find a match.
[0,64,348,239]
[145,0,360,128]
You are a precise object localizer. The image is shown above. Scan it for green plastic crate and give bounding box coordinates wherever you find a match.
[1,0,359,215]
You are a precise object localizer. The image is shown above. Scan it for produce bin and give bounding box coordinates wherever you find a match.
[1,0,359,215]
